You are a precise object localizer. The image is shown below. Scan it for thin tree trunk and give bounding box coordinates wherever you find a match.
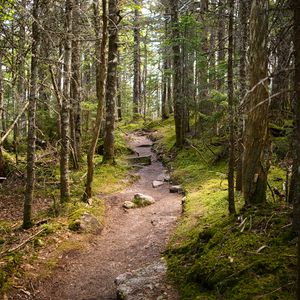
[133,0,141,118]
[0,51,5,177]
[236,0,248,192]
[162,18,170,120]
[60,0,72,203]
[228,0,236,215]
[142,31,148,119]
[23,0,39,229]
[293,1,300,298]
[117,51,122,121]
[242,0,269,205]
[70,0,81,169]
[103,0,120,163]
[83,0,108,201]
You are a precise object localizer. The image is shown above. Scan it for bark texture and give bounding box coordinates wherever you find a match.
[103,0,120,163]
[133,0,141,118]
[170,0,185,148]
[23,0,39,228]
[60,0,73,203]
[227,0,236,215]
[83,0,108,201]
[242,0,269,205]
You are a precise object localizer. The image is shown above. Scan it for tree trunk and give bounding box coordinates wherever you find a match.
[103,0,120,163]
[227,0,236,215]
[60,0,72,203]
[242,0,269,205]
[70,0,82,169]
[133,0,141,118]
[0,51,5,177]
[117,51,122,121]
[170,0,185,148]
[292,1,300,298]
[236,0,249,192]
[217,0,225,90]
[23,0,39,229]
[161,17,170,120]
[83,0,108,201]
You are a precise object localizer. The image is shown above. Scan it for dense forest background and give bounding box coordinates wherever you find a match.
[0,0,300,298]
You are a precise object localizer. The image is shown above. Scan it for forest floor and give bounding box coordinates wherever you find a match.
[27,132,181,300]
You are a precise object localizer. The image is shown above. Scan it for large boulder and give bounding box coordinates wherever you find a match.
[115,261,169,300]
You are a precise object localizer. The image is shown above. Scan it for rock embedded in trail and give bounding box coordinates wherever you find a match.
[72,213,103,234]
[115,261,169,300]
[152,180,164,188]
[133,193,155,206]
[157,173,171,182]
[127,155,152,166]
[123,201,136,209]
[137,143,153,148]
[170,185,184,194]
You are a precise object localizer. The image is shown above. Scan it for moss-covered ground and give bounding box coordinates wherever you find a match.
[148,117,296,299]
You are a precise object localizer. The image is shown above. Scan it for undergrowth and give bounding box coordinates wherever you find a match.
[149,117,296,299]
[0,128,134,295]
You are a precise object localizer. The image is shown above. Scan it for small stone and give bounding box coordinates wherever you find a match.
[152,180,164,188]
[78,213,103,234]
[133,193,155,206]
[123,201,136,209]
[164,175,171,182]
[170,185,184,194]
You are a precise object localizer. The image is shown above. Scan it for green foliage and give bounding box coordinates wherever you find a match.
[0,252,22,291]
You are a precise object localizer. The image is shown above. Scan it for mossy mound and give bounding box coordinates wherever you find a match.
[166,204,296,299]
[149,117,296,299]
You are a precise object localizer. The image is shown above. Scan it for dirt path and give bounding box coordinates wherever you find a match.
[35,133,181,300]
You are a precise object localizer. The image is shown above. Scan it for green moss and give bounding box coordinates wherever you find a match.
[67,197,105,231]
[150,118,296,299]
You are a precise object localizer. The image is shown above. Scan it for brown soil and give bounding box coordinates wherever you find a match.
[31,133,181,300]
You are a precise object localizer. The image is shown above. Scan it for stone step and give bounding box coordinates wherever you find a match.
[127,155,152,166]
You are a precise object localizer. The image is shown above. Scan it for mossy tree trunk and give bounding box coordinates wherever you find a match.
[23,0,40,229]
[103,0,120,163]
[242,0,269,205]
[83,0,108,201]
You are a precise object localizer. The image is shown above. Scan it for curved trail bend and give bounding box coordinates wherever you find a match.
[36,133,181,300]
